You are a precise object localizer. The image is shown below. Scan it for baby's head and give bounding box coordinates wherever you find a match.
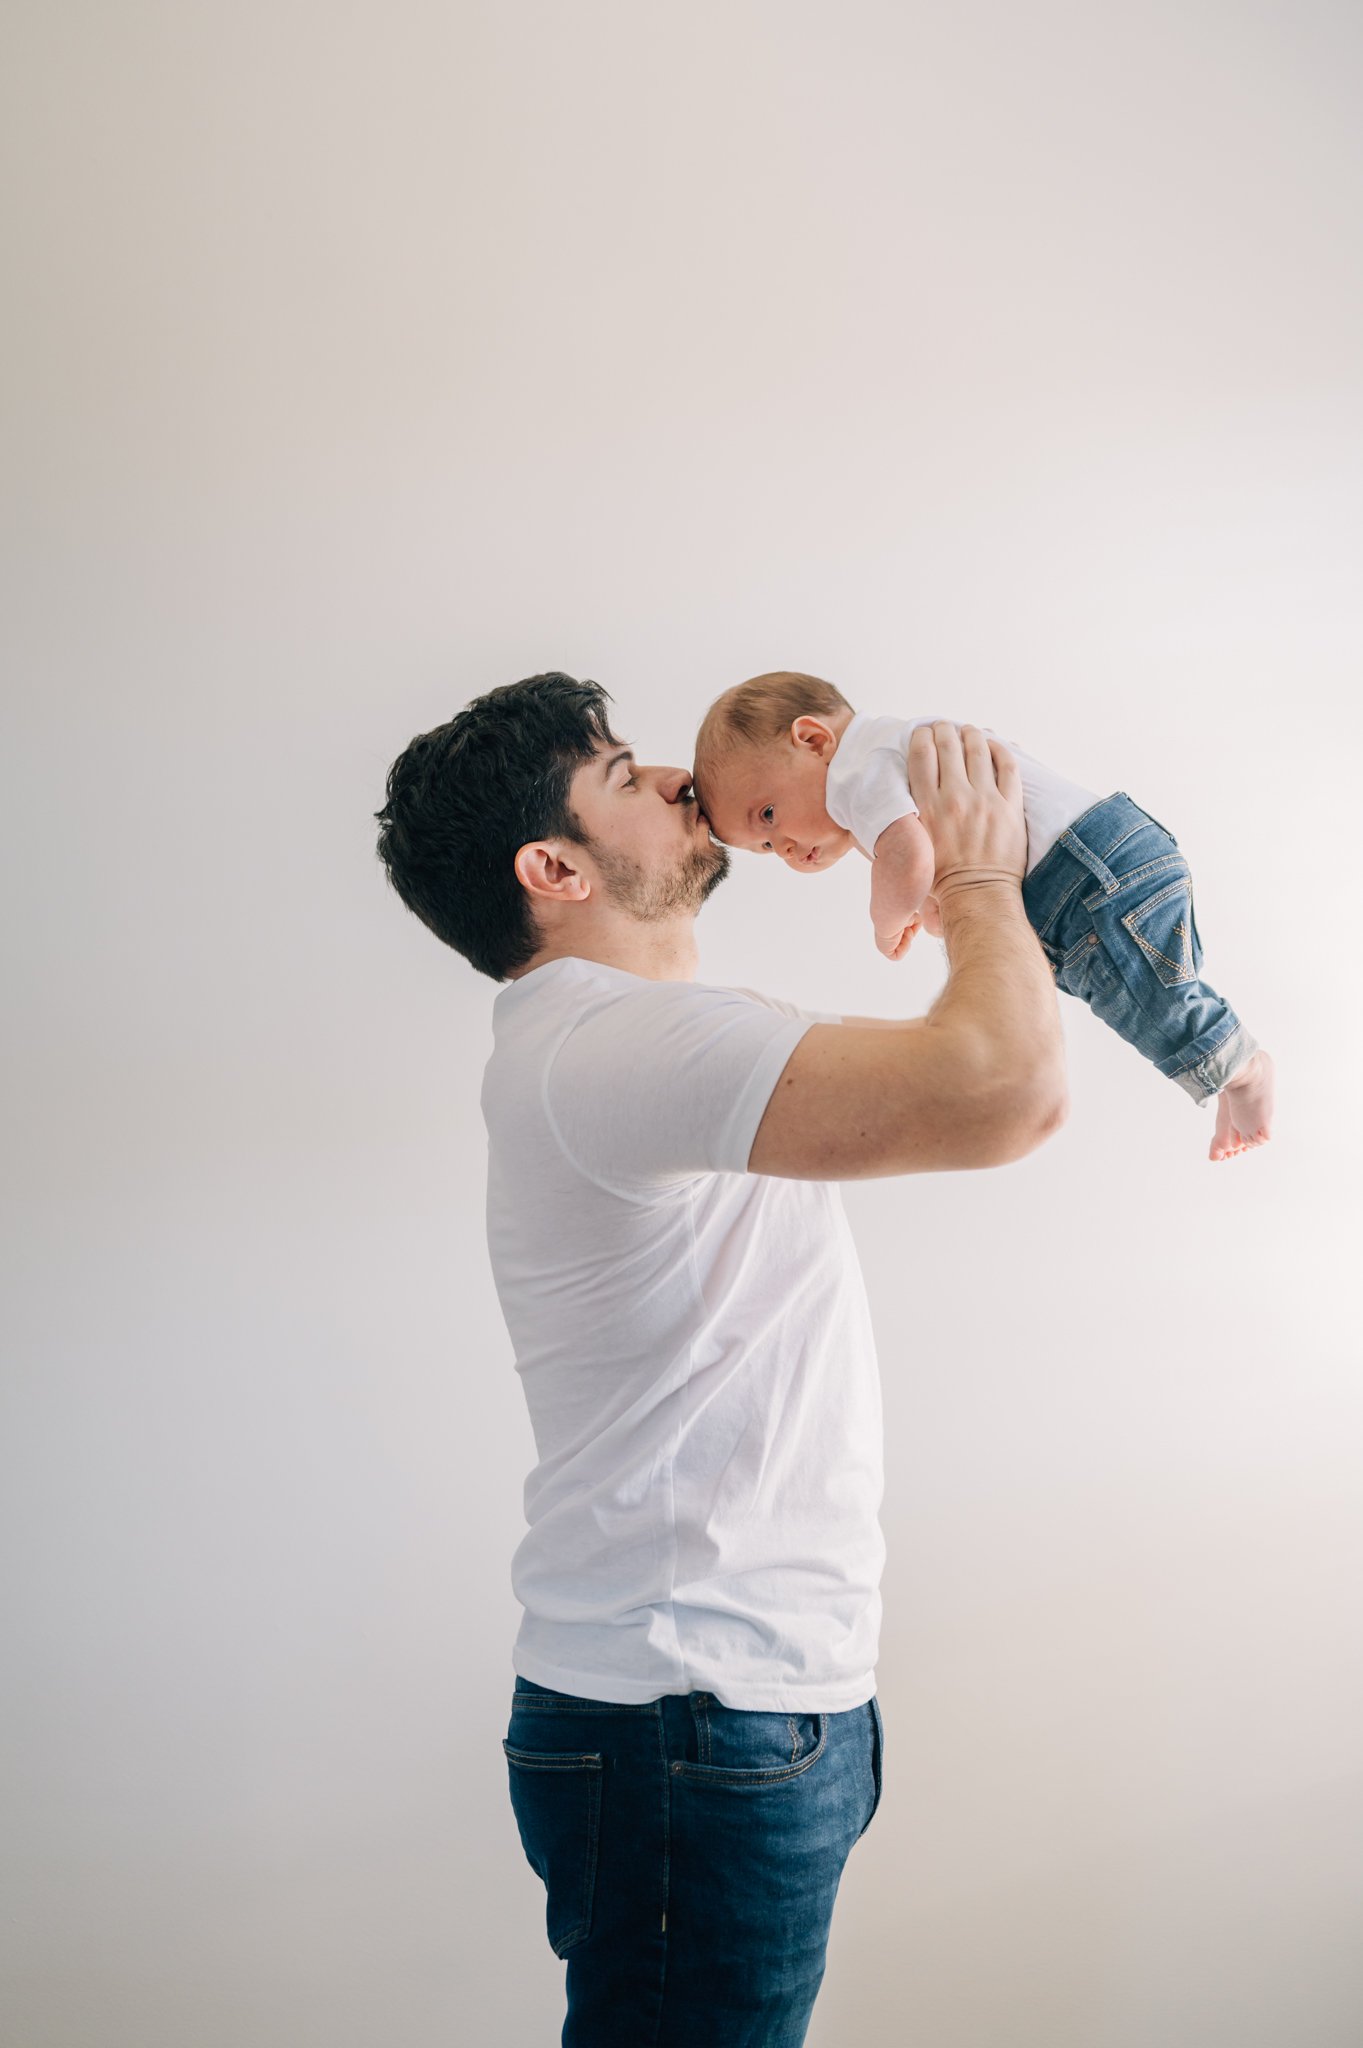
[694,671,857,872]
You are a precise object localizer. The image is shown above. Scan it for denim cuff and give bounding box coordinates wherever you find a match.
[1168,1022,1260,1105]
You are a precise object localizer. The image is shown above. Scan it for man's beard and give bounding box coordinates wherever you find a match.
[587,832,730,923]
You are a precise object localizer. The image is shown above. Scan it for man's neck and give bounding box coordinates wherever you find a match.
[515,916,700,984]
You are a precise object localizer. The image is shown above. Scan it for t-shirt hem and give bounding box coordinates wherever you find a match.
[513,1649,877,1715]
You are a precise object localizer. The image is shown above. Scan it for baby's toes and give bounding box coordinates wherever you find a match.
[1209,1098,1238,1161]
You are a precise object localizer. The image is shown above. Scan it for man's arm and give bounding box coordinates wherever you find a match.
[748,723,1066,1179]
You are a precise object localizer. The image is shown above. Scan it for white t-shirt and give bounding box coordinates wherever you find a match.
[826,712,1100,874]
[481,957,885,1712]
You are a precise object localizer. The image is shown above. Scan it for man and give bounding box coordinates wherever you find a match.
[375,671,1066,2046]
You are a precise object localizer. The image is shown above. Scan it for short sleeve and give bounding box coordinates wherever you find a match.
[829,747,919,857]
[729,988,843,1027]
[545,981,813,1195]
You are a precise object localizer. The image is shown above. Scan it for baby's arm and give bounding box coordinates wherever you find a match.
[870,813,937,960]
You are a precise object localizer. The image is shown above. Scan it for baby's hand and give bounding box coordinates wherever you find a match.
[875,911,922,961]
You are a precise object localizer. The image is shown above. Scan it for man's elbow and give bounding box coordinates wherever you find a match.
[989,1065,1069,1163]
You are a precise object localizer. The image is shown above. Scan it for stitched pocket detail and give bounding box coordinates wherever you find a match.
[503,1743,603,1956]
[1121,872,1198,986]
[670,1713,828,1788]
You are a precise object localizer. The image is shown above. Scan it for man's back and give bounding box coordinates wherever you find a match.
[482,956,885,1711]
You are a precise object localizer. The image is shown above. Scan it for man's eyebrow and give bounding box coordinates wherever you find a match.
[599,747,635,780]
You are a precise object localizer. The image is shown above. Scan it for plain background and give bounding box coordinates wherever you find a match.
[3,3,1361,2043]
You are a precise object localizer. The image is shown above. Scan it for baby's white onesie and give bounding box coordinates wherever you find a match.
[825,713,1100,875]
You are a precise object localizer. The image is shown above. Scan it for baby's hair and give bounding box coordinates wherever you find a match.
[694,671,854,792]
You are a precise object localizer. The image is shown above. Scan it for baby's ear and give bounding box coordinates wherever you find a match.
[791,715,835,756]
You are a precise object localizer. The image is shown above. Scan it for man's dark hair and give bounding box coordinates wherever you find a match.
[374,671,621,981]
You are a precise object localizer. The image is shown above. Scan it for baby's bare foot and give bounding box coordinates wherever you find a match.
[1209,1049,1275,1162]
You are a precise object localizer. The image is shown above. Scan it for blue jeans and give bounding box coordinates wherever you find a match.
[1022,792,1258,1102]
[503,1675,885,2046]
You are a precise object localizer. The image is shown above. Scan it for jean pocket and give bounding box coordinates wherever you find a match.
[671,1705,827,1788]
[857,1696,885,1841]
[1121,869,1199,987]
[1055,928,1102,998]
[503,1742,603,1956]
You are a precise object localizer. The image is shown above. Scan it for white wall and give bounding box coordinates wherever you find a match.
[3,3,1361,2043]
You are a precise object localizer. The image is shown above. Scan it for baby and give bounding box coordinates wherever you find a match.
[694,670,1274,1163]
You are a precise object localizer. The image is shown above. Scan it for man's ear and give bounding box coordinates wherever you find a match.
[513,840,592,906]
[791,716,837,758]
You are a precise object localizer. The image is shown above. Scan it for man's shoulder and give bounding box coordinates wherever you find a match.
[485,964,818,1193]
[487,962,785,1082]
[495,958,768,1022]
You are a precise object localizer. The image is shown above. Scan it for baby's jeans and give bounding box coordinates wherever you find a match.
[1021,792,1258,1103]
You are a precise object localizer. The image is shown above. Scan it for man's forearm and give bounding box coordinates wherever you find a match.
[927,881,1065,1109]
[747,888,1064,1180]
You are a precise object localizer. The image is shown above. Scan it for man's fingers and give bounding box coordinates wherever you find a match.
[906,723,940,802]
[960,723,995,788]
[929,719,967,791]
[988,736,1021,802]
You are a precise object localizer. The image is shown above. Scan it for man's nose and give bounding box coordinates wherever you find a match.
[660,769,695,804]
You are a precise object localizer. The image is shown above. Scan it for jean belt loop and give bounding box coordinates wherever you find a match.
[1059,826,1120,896]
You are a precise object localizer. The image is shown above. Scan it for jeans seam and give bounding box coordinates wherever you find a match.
[566,1766,603,1953]
[1084,812,1155,868]
[512,1699,659,1714]
[652,1704,671,2048]
[1028,865,1088,941]
[1081,853,1185,910]
[690,1692,712,1765]
[1060,931,1100,971]
[504,1746,606,1769]
[857,1698,884,1841]
[669,1714,829,1785]
[1163,1013,1244,1079]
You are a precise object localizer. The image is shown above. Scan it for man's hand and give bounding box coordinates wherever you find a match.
[905,722,1027,906]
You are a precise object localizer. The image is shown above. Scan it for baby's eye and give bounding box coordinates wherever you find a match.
[760,805,775,824]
